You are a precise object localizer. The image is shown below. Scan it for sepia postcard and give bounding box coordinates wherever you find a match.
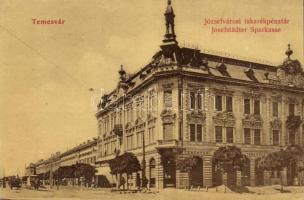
[0,0,303,199]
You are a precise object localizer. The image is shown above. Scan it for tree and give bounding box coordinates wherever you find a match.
[257,145,303,191]
[213,146,248,188]
[74,163,97,186]
[109,152,141,190]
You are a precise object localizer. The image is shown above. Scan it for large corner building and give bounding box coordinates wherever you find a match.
[95,0,304,189]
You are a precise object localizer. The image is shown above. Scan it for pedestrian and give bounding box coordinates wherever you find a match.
[120,176,125,190]
[136,173,141,190]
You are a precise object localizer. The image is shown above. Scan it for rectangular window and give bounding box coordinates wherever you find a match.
[148,92,153,112]
[215,126,223,143]
[244,99,250,114]
[148,128,155,144]
[136,104,140,119]
[178,89,183,109]
[164,90,172,108]
[244,128,251,144]
[254,100,260,115]
[289,132,296,145]
[273,130,279,145]
[226,127,234,143]
[137,132,143,147]
[272,102,278,117]
[148,128,151,144]
[254,129,261,145]
[163,124,173,140]
[289,104,295,116]
[190,92,195,109]
[190,124,196,142]
[197,93,202,110]
[215,95,222,111]
[178,122,183,141]
[226,96,233,112]
[130,106,134,121]
[151,127,155,143]
[197,124,202,142]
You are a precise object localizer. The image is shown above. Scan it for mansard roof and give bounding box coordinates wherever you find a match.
[96,44,303,116]
[96,1,303,116]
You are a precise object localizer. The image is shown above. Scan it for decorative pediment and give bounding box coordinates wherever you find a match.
[242,91,262,99]
[125,122,133,130]
[213,88,234,96]
[187,110,206,124]
[162,83,174,89]
[271,94,282,102]
[270,118,282,130]
[134,117,145,126]
[213,111,236,127]
[161,109,176,124]
[147,113,157,123]
[242,114,263,129]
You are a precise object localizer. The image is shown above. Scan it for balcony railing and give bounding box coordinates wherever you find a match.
[113,124,123,137]
[286,115,302,130]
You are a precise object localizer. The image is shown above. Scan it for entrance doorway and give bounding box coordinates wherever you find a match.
[189,157,203,186]
[149,158,156,187]
[163,156,176,187]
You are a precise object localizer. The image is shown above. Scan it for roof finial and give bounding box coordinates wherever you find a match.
[164,0,176,41]
[119,64,126,81]
[285,43,293,59]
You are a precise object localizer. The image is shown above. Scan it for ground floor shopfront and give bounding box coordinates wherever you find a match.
[95,143,303,189]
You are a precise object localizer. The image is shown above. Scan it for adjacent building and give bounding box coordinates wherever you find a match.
[31,138,97,185]
[95,0,304,189]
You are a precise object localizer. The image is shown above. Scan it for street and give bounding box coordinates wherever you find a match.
[0,186,304,200]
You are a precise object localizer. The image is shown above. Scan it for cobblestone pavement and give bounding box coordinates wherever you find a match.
[0,186,303,200]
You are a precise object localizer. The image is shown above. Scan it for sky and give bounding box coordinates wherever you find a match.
[0,0,303,176]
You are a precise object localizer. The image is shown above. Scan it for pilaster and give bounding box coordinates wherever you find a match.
[203,156,212,187]
[156,155,164,189]
[263,170,271,186]
[250,159,256,186]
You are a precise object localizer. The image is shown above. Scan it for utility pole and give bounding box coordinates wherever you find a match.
[50,156,53,189]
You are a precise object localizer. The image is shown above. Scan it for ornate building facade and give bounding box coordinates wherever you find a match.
[95,1,304,189]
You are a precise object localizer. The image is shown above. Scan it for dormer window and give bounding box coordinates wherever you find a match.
[244,67,257,81]
[216,62,230,77]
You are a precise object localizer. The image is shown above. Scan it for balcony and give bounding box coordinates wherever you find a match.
[286,115,302,130]
[156,139,182,149]
[113,124,123,137]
